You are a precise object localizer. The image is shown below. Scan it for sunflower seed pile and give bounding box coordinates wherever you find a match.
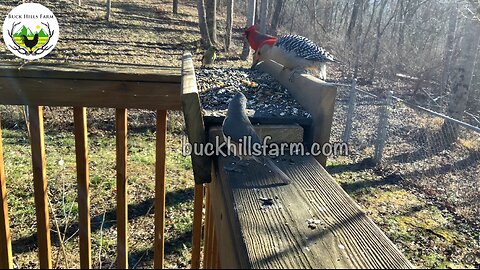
[196,68,312,119]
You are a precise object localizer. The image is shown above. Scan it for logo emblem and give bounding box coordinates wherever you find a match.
[2,3,59,60]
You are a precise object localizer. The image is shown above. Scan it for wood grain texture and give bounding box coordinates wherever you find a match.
[0,79,181,110]
[0,62,180,82]
[115,108,128,269]
[213,154,413,269]
[0,118,13,269]
[208,125,304,145]
[181,53,211,184]
[73,107,92,269]
[257,60,337,167]
[191,184,204,269]
[154,110,167,269]
[203,185,214,269]
[208,163,249,269]
[29,106,52,269]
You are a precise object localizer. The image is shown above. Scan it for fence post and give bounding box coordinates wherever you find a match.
[374,91,393,165]
[343,78,357,143]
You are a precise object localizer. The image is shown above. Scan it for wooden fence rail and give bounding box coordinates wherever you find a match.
[0,61,183,269]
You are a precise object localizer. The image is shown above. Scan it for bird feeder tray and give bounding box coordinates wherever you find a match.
[197,67,313,133]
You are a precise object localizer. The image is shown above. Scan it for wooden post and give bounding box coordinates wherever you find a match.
[342,79,357,143]
[181,53,211,184]
[29,106,52,269]
[116,108,128,269]
[374,91,393,165]
[154,110,167,269]
[74,107,92,269]
[203,185,213,268]
[0,117,13,269]
[191,184,204,269]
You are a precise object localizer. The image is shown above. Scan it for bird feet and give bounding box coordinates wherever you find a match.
[288,67,305,83]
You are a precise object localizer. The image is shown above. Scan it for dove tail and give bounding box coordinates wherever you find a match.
[264,158,291,185]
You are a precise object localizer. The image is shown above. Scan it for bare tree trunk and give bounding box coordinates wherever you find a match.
[258,0,269,33]
[206,0,217,45]
[269,0,283,35]
[225,0,234,51]
[197,0,212,47]
[173,0,179,14]
[106,0,112,21]
[241,0,256,60]
[323,0,333,31]
[369,0,387,81]
[346,0,362,41]
[78,0,81,6]
[442,16,480,141]
[440,5,458,94]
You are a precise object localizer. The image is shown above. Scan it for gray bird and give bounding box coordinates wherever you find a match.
[222,92,290,184]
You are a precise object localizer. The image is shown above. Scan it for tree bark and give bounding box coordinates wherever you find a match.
[241,0,256,60]
[269,0,283,35]
[346,0,363,41]
[442,16,480,141]
[225,0,234,51]
[440,4,458,94]
[205,0,217,45]
[197,0,212,47]
[258,0,269,33]
[369,0,387,81]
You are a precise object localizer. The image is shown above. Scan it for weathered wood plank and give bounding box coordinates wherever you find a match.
[257,60,337,167]
[0,62,181,83]
[115,108,128,269]
[0,79,181,110]
[209,163,249,269]
[191,184,204,269]
[29,106,52,269]
[204,186,213,268]
[0,116,13,269]
[208,125,304,144]
[73,107,92,269]
[203,114,312,128]
[154,110,167,269]
[213,154,413,269]
[181,52,211,184]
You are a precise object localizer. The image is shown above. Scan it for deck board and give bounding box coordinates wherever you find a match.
[213,154,413,269]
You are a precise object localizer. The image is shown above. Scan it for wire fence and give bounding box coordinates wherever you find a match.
[331,81,480,226]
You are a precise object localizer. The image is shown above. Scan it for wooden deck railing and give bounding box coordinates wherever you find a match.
[0,62,183,269]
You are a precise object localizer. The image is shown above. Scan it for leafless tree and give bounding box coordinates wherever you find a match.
[443,11,480,140]
[205,0,217,45]
[225,0,234,51]
[241,0,256,60]
[197,0,211,47]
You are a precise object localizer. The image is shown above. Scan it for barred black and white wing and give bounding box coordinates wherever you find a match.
[275,35,336,63]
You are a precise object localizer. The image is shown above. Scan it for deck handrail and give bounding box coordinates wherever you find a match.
[0,61,182,269]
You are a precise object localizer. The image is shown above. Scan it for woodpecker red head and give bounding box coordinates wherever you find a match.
[244,25,277,51]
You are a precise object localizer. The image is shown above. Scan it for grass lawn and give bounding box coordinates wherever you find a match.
[1,108,195,268]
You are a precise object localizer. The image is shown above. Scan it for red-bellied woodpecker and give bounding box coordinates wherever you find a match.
[244,25,277,52]
[245,26,339,81]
